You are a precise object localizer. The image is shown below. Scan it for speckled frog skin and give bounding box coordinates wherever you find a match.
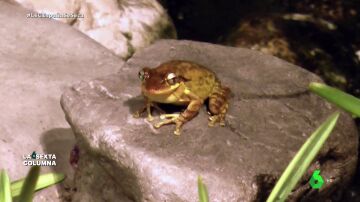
[134,60,230,135]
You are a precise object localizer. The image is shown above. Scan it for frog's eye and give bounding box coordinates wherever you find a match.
[138,70,144,80]
[166,73,176,80]
[166,73,177,85]
[138,70,148,81]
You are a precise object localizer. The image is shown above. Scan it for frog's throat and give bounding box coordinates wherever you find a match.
[143,83,180,95]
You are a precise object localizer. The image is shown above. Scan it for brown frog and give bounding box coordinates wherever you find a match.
[134,60,230,135]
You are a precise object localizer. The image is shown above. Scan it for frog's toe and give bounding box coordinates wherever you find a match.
[132,112,141,118]
[208,116,215,121]
[160,114,180,119]
[153,118,175,129]
[174,129,181,136]
[146,116,154,122]
[152,115,184,136]
[219,115,226,126]
[208,115,227,127]
[153,123,161,128]
[208,115,219,127]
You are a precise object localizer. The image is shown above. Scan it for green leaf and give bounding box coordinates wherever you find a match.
[0,169,12,202]
[11,172,65,198]
[267,112,340,202]
[309,82,360,117]
[18,166,41,202]
[198,176,209,202]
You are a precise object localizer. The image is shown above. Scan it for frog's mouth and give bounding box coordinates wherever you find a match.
[142,83,180,96]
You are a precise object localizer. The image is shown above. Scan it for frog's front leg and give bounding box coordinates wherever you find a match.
[133,97,164,121]
[154,90,202,135]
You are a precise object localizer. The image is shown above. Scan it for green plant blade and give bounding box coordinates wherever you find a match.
[309,82,360,117]
[11,172,65,197]
[17,166,40,202]
[0,169,12,202]
[198,176,209,202]
[267,112,340,202]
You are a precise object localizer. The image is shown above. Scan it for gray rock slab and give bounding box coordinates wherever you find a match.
[0,1,123,201]
[61,40,358,201]
[12,0,177,59]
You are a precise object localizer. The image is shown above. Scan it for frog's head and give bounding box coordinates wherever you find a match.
[138,67,188,96]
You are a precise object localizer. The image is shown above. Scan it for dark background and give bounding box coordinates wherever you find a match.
[159,0,360,200]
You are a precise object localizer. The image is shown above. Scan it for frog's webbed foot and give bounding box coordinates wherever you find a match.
[208,85,230,127]
[153,114,183,135]
[150,89,203,136]
[153,98,202,136]
[208,103,228,127]
[208,114,226,127]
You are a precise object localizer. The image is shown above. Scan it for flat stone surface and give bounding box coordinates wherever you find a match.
[0,1,123,201]
[61,40,358,201]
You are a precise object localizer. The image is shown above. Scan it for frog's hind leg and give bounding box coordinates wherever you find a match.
[154,89,203,135]
[208,84,230,127]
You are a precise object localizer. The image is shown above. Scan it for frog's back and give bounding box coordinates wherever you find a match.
[157,60,218,100]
